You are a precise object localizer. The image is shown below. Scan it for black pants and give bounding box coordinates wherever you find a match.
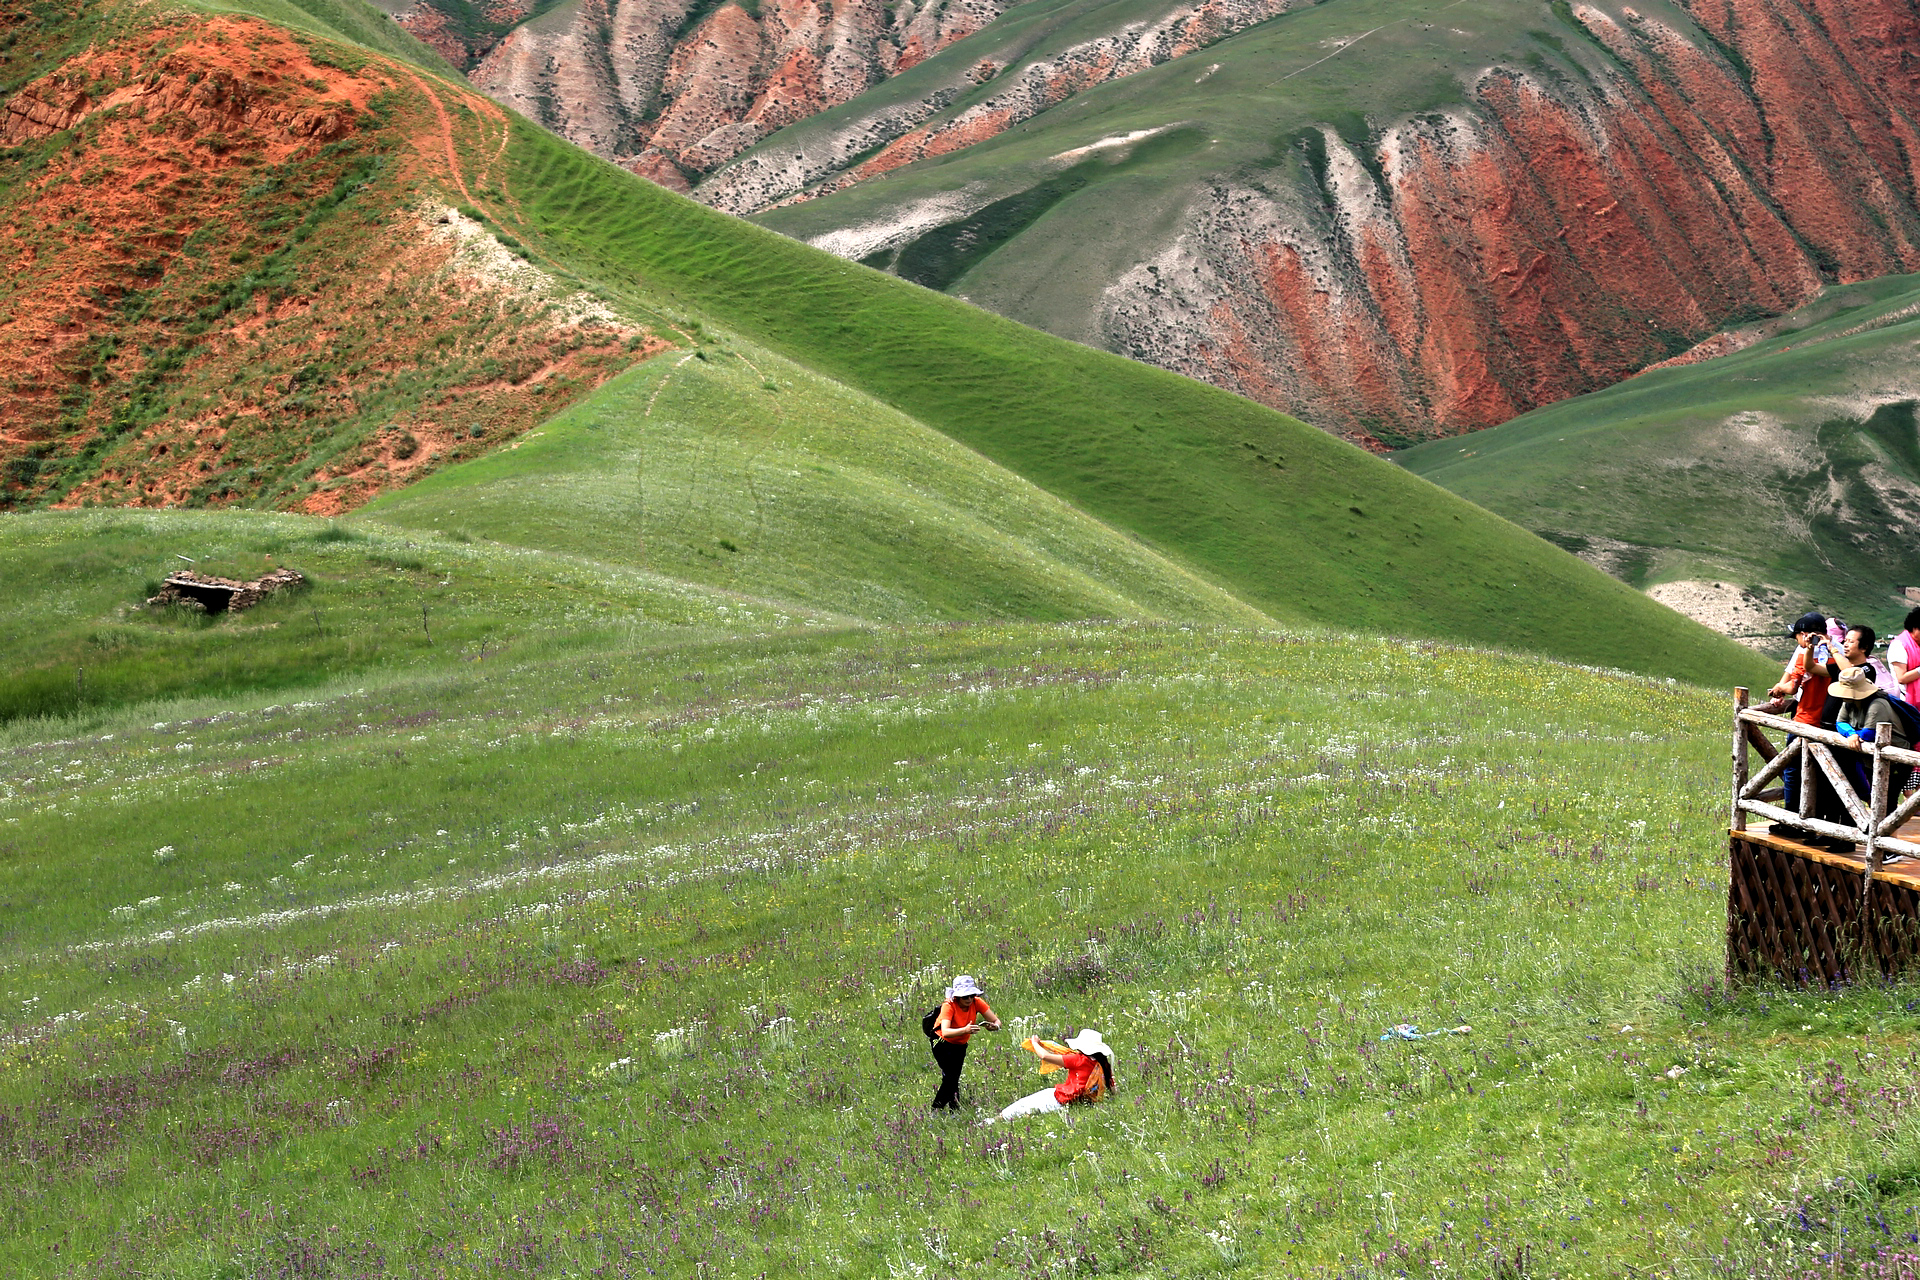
[1830,759,1914,831]
[931,1038,968,1110]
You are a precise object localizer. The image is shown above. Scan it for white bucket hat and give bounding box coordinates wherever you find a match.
[947,975,985,998]
[1066,1028,1109,1058]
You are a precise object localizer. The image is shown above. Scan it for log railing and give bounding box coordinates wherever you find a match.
[1732,686,1920,906]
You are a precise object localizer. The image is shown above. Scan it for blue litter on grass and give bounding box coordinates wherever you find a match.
[1380,1024,1472,1041]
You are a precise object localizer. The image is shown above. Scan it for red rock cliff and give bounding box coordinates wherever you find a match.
[461,0,1009,190]
[1099,0,1920,443]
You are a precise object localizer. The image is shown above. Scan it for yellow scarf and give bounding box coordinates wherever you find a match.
[1020,1036,1072,1076]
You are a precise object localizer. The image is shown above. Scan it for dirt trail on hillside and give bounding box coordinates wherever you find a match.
[398,66,543,264]
[400,67,488,207]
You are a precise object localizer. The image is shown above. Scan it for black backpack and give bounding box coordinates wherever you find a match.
[921,1006,942,1042]
[1879,695,1920,748]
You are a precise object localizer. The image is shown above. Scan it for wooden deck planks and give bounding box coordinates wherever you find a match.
[1735,820,1920,890]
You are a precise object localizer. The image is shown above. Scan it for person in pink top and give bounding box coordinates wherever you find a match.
[1889,607,1920,704]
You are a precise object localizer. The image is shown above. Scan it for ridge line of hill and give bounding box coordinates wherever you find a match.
[0,0,1775,688]
[374,96,1770,685]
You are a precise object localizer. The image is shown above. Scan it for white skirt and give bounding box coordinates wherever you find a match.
[996,1087,1067,1121]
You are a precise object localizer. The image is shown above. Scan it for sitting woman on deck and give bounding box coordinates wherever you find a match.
[996,1029,1115,1121]
[1818,627,1915,850]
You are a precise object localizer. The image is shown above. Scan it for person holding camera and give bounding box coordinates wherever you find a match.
[928,976,1000,1112]
[1770,612,1838,837]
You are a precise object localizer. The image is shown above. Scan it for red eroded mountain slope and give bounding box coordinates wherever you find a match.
[1253,0,1920,435]
[0,9,664,511]
[399,0,1920,443]
[397,0,1303,194]
[415,0,1010,191]
[747,0,1920,444]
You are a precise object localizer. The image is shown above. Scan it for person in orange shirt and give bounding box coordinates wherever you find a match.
[930,976,1000,1111]
[996,1029,1116,1121]
[1773,612,1839,838]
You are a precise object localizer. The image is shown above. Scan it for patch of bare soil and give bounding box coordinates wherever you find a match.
[1645,579,1790,649]
[0,11,668,512]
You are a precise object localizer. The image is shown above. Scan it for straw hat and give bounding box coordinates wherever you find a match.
[1831,665,1880,701]
[947,975,985,998]
[1066,1028,1110,1059]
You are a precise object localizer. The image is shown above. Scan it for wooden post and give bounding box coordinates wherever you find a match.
[1733,688,1750,832]
[1799,734,1815,823]
[1864,722,1892,915]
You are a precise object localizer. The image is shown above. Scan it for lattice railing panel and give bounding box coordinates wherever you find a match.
[1729,836,1920,986]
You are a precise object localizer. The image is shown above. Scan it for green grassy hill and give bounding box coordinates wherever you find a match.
[365,337,1267,627]
[376,105,1772,687]
[3,0,1772,688]
[1397,273,1920,643]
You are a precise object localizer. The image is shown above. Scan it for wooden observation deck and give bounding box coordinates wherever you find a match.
[1730,688,1920,986]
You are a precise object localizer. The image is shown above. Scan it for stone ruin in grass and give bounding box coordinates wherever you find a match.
[146,567,306,614]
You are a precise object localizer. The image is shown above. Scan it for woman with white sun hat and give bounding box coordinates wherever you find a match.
[928,975,1001,1111]
[995,1028,1116,1121]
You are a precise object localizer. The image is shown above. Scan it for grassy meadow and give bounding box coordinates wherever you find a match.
[0,2,1894,1276]
[3,539,1918,1277]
